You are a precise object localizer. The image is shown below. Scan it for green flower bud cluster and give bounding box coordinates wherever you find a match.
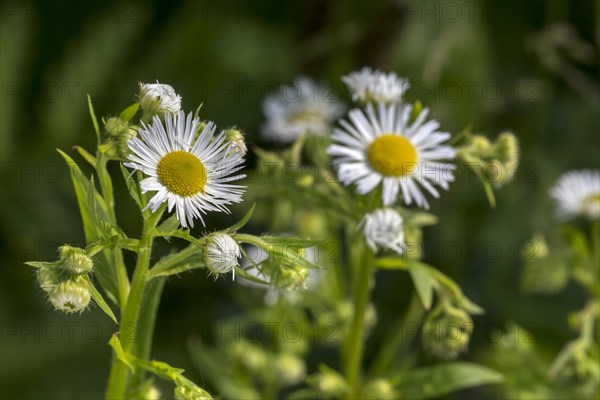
[422,302,473,359]
[274,352,306,385]
[173,385,213,400]
[363,379,398,400]
[103,116,138,159]
[520,235,569,294]
[224,128,247,157]
[36,245,94,314]
[459,132,520,188]
[307,366,349,399]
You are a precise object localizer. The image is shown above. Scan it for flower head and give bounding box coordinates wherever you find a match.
[224,128,247,157]
[360,208,405,254]
[550,170,600,220]
[125,111,246,227]
[59,245,93,274]
[262,78,344,143]
[138,81,182,114]
[49,278,91,314]
[342,67,409,104]
[328,103,455,208]
[205,233,241,279]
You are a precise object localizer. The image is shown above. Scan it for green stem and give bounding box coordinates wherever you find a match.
[129,276,166,389]
[344,241,374,395]
[369,293,424,377]
[147,243,201,279]
[96,154,130,308]
[105,209,162,399]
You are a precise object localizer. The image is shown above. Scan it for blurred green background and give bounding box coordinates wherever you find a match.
[1,0,598,398]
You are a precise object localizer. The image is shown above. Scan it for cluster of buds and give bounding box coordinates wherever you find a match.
[520,235,569,294]
[102,116,138,159]
[224,128,247,157]
[36,245,94,314]
[422,301,473,359]
[363,379,398,400]
[458,131,520,188]
[173,385,212,400]
[307,366,349,399]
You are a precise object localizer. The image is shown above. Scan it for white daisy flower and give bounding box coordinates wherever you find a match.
[261,77,345,143]
[138,81,182,114]
[328,103,456,208]
[125,111,246,228]
[205,233,241,279]
[550,170,600,220]
[360,208,405,254]
[342,67,409,104]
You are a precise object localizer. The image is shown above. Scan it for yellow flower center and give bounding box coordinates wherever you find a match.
[367,134,417,176]
[157,151,207,197]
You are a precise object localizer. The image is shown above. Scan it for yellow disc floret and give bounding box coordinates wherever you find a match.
[367,134,417,176]
[157,151,207,197]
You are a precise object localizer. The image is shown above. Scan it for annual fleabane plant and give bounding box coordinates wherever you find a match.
[26,82,318,400]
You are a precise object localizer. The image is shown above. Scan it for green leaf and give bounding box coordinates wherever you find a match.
[409,262,434,310]
[57,149,119,305]
[73,145,96,167]
[24,261,60,269]
[376,257,408,270]
[235,267,270,285]
[154,214,180,237]
[148,253,205,279]
[399,362,504,399]
[85,276,118,324]
[227,203,256,232]
[109,334,135,372]
[120,102,140,122]
[87,94,100,144]
[120,163,142,209]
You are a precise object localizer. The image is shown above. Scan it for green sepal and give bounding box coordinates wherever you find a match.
[120,102,140,122]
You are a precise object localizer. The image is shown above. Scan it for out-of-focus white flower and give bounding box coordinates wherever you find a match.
[205,233,241,279]
[138,81,182,114]
[550,170,600,220]
[262,78,345,143]
[328,103,455,208]
[342,67,409,104]
[360,208,405,254]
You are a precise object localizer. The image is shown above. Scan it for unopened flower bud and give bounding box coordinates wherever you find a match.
[104,117,129,137]
[495,132,519,164]
[138,81,182,115]
[224,128,247,157]
[470,135,492,155]
[174,385,213,400]
[205,234,241,279]
[49,278,91,314]
[275,353,306,385]
[422,304,473,359]
[59,245,93,274]
[310,369,348,399]
[274,266,309,290]
[37,266,61,293]
[364,379,397,400]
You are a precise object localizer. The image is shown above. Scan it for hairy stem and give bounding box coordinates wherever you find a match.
[105,209,162,399]
[344,241,374,395]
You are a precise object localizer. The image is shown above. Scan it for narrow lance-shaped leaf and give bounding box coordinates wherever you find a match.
[84,276,118,324]
[87,94,101,145]
[409,262,434,310]
[120,102,140,122]
[227,202,256,232]
[399,362,504,400]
